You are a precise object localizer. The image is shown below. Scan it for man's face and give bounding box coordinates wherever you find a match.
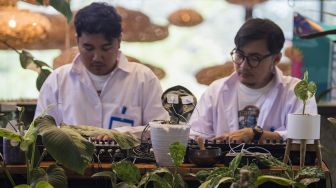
[233,39,281,89]
[78,33,120,75]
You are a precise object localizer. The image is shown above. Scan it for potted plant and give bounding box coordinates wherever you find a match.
[285,70,320,167]
[287,70,319,140]
[255,154,325,188]
[91,142,187,188]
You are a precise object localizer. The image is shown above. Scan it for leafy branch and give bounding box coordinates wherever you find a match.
[294,70,317,114]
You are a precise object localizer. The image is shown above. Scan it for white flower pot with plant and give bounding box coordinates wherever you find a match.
[284,71,322,168]
[287,71,319,140]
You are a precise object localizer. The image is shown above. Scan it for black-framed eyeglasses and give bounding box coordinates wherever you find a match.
[230,48,273,68]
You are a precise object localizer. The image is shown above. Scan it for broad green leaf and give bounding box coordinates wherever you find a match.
[307,81,317,98]
[209,175,234,188]
[228,152,242,173]
[92,171,117,187]
[256,175,301,187]
[35,181,54,188]
[14,185,31,188]
[36,69,51,91]
[294,81,308,101]
[34,60,51,68]
[138,171,172,188]
[45,164,67,188]
[20,123,38,151]
[61,124,140,149]
[112,161,141,185]
[19,50,34,69]
[173,173,186,188]
[169,142,186,166]
[300,178,320,186]
[49,0,73,23]
[199,180,211,188]
[40,126,94,175]
[0,128,23,141]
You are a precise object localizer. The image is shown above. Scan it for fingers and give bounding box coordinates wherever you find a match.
[95,135,112,141]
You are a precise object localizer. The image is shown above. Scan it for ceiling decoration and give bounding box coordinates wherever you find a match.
[168,8,203,27]
[0,0,17,7]
[225,0,268,8]
[116,6,169,42]
[195,60,291,85]
[53,47,166,79]
[0,7,51,48]
[195,62,234,85]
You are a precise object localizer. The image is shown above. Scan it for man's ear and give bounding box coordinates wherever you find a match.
[273,53,282,65]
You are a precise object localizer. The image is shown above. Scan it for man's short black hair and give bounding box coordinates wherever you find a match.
[234,18,285,54]
[74,2,122,41]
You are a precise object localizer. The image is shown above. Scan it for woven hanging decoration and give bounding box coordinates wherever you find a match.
[225,0,268,8]
[195,62,234,85]
[168,9,203,27]
[0,0,17,7]
[116,6,169,42]
[0,7,51,48]
[53,47,166,80]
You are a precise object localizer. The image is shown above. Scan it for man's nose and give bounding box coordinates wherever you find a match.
[240,57,250,69]
[93,51,103,61]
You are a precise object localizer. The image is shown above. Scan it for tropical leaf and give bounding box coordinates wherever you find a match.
[92,171,117,187]
[228,153,242,174]
[138,171,172,188]
[0,128,23,141]
[49,0,73,23]
[61,124,140,149]
[36,68,51,91]
[19,50,34,69]
[35,181,54,188]
[294,81,308,101]
[14,185,31,188]
[300,178,320,186]
[34,60,51,68]
[199,179,211,188]
[112,160,141,185]
[39,126,94,175]
[30,164,67,188]
[256,175,305,188]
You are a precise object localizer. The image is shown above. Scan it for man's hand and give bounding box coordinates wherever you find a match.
[95,135,112,141]
[213,128,254,143]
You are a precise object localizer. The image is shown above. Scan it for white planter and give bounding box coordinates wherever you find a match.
[287,114,320,140]
[150,123,190,166]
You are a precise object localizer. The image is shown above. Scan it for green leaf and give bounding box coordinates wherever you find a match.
[34,60,51,68]
[61,124,140,149]
[49,0,73,23]
[228,153,242,174]
[307,81,317,98]
[92,171,117,187]
[300,178,320,186]
[19,50,35,69]
[211,176,234,188]
[294,81,308,101]
[40,126,94,175]
[0,128,23,141]
[256,175,301,187]
[36,68,51,91]
[14,185,31,188]
[138,172,172,188]
[35,181,54,188]
[30,164,67,188]
[169,142,186,166]
[116,182,137,188]
[112,161,141,185]
[199,180,211,188]
[173,173,186,188]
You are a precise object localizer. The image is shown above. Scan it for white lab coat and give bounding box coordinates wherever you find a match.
[189,67,317,139]
[35,52,169,130]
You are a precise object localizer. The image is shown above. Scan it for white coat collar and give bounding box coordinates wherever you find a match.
[70,51,132,76]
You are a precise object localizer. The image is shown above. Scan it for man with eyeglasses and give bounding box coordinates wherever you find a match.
[189,18,317,143]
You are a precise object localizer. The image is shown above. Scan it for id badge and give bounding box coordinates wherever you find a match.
[109,116,134,129]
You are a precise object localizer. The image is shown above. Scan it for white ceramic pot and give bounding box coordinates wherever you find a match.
[287,114,320,140]
[150,123,190,166]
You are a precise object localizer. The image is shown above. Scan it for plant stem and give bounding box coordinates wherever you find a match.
[0,39,21,54]
[0,159,16,186]
[302,101,306,115]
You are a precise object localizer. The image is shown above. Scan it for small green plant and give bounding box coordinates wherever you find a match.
[294,70,317,114]
[255,154,324,188]
[0,110,95,187]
